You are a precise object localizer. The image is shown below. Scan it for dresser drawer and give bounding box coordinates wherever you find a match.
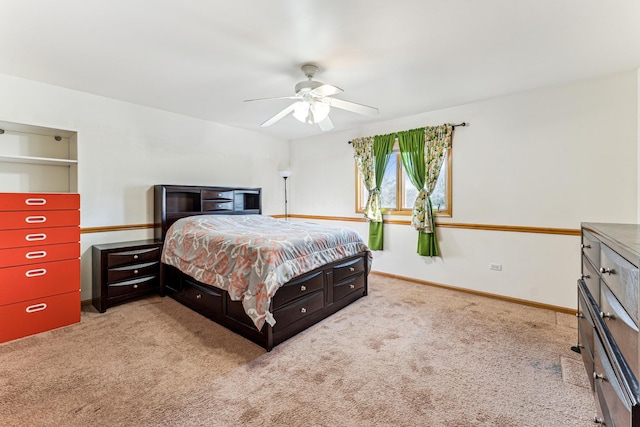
[600,283,639,380]
[108,276,158,299]
[582,229,601,270]
[0,291,80,343]
[0,193,79,212]
[0,209,80,230]
[0,226,80,249]
[578,282,595,361]
[0,259,80,305]
[593,335,632,427]
[273,270,324,309]
[581,255,600,305]
[0,242,79,268]
[107,261,159,284]
[333,256,365,283]
[273,290,324,330]
[107,246,161,268]
[334,273,365,302]
[600,244,639,323]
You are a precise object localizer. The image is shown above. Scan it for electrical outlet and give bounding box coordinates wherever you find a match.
[490,263,502,271]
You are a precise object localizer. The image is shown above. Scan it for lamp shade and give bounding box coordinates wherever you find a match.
[279,170,292,178]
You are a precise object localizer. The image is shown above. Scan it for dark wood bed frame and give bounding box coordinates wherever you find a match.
[154,184,369,351]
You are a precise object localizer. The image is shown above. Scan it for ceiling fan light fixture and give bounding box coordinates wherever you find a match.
[310,101,330,123]
[293,101,311,123]
[293,100,330,125]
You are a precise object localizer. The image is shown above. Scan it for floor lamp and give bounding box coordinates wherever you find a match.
[279,170,291,219]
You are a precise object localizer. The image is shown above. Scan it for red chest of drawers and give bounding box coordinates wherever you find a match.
[0,192,81,343]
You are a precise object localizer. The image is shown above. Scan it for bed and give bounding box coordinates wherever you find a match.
[154,184,372,351]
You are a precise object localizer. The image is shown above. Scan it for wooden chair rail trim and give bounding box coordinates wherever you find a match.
[80,217,580,236]
[371,271,575,315]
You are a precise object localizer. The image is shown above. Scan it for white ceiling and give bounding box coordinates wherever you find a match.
[1,1,639,140]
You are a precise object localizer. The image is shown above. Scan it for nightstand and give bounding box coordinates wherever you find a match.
[92,239,163,313]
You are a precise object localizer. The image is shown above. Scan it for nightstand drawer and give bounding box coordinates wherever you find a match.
[333,256,365,283]
[600,283,639,379]
[0,210,80,230]
[107,246,161,268]
[107,261,159,284]
[273,270,324,309]
[0,226,80,249]
[581,255,600,305]
[0,193,79,212]
[0,259,80,305]
[582,229,601,270]
[0,242,79,268]
[108,276,158,299]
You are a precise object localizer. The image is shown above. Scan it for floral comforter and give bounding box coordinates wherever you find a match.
[161,215,372,330]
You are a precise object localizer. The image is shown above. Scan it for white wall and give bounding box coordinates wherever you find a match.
[0,73,290,301]
[289,71,639,310]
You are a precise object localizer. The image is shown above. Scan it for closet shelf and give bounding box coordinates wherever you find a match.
[0,155,78,166]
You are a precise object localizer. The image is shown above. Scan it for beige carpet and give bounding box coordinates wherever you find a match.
[0,274,595,426]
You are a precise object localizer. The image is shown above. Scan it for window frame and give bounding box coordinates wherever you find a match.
[355,143,452,217]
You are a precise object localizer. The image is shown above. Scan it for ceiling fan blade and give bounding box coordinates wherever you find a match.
[261,103,298,127]
[309,84,343,97]
[322,97,379,116]
[245,95,299,102]
[318,116,334,131]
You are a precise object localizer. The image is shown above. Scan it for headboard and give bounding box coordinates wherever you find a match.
[154,184,262,240]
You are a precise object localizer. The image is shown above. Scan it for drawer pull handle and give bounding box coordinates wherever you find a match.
[25,233,47,241]
[196,294,202,299]
[580,274,590,280]
[26,303,47,313]
[134,269,139,274]
[349,267,355,272]
[600,311,615,320]
[26,251,47,259]
[349,284,355,289]
[300,285,306,291]
[593,372,606,381]
[25,215,47,223]
[25,198,47,206]
[580,243,591,249]
[133,284,138,289]
[599,267,613,275]
[593,416,605,424]
[576,313,584,319]
[300,307,307,313]
[133,254,139,259]
[25,268,47,277]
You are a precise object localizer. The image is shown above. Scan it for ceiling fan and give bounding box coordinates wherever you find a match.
[245,64,379,131]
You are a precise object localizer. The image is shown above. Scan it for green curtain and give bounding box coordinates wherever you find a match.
[368,134,395,249]
[352,134,394,250]
[398,125,452,256]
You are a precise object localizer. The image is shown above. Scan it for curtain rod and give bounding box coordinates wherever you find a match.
[347,122,467,144]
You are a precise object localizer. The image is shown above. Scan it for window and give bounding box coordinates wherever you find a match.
[355,144,451,217]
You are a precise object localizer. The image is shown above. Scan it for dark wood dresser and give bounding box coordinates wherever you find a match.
[92,239,163,313]
[578,223,640,425]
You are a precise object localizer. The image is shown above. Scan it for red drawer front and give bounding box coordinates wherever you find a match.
[0,193,80,212]
[0,226,79,249]
[0,259,80,305]
[0,209,80,230]
[0,243,79,268]
[0,291,80,343]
